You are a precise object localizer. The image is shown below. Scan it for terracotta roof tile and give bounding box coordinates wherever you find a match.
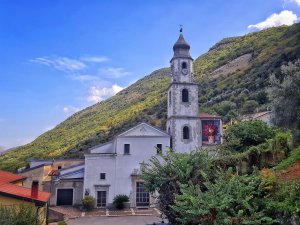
[200,112,222,119]
[0,170,51,203]
[0,170,25,185]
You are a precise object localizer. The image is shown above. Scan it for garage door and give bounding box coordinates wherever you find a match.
[57,189,73,206]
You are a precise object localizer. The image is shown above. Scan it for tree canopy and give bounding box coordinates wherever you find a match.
[269,60,300,145]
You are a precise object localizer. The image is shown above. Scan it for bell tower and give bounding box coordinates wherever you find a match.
[166,29,202,152]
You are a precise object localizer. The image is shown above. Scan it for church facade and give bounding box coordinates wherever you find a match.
[25,31,223,208]
[84,123,170,208]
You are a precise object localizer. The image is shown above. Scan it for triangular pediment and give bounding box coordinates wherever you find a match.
[118,123,170,137]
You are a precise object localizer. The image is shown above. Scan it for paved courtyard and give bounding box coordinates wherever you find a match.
[67,215,164,225]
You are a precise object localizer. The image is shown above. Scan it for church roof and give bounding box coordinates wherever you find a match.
[172,33,192,60]
[200,112,222,119]
[118,122,170,137]
[173,33,190,50]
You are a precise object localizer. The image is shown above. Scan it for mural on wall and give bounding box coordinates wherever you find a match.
[202,120,221,145]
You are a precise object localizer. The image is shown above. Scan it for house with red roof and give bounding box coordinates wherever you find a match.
[0,170,51,225]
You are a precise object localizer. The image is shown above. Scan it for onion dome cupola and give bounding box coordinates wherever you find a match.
[171,30,193,61]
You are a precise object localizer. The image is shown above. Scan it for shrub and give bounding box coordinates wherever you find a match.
[266,180,300,223]
[82,196,95,211]
[58,221,67,225]
[113,195,129,209]
[0,204,38,225]
[173,170,274,225]
[241,100,259,114]
[223,120,275,152]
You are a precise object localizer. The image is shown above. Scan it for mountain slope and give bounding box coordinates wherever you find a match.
[1,23,300,172]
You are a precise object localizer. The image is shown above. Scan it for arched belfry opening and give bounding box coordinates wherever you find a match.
[182,89,189,103]
[182,62,187,69]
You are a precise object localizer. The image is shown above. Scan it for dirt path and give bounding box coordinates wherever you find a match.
[276,162,300,182]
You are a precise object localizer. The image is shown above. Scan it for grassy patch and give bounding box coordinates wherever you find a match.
[276,147,300,170]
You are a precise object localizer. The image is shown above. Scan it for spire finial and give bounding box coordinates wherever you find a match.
[179,24,183,33]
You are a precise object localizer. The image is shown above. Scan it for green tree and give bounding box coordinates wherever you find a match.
[173,170,274,225]
[212,101,238,123]
[241,100,259,114]
[142,149,214,225]
[269,60,300,145]
[223,120,275,152]
[251,91,269,105]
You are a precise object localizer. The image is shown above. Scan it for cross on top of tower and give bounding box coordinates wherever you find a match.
[180,24,183,33]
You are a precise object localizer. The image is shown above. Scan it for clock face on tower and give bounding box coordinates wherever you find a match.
[182,68,188,75]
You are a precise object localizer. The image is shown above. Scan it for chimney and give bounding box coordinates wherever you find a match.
[31,181,39,199]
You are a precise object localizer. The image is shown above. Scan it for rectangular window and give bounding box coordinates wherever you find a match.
[124,144,130,154]
[156,144,162,154]
[100,173,106,180]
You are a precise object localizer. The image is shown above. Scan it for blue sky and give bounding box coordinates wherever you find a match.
[0,0,299,150]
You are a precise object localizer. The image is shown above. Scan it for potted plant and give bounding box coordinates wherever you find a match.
[113,195,130,210]
[82,196,96,211]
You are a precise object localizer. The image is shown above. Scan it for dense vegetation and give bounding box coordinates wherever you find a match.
[142,121,300,225]
[269,60,300,144]
[1,23,300,171]
[0,204,40,225]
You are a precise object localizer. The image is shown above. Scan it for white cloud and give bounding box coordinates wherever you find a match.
[30,56,87,72]
[80,56,109,63]
[63,106,81,113]
[99,67,131,78]
[285,0,300,6]
[87,84,124,103]
[68,74,100,82]
[248,10,299,30]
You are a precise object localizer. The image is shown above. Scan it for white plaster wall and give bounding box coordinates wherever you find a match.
[84,136,170,206]
[84,154,117,204]
[115,136,170,206]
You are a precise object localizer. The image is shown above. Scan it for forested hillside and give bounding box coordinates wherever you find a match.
[1,23,299,172]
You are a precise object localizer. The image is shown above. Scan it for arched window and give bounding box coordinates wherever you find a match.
[182,89,189,102]
[183,126,189,140]
[169,91,171,106]
[182,62,187,69]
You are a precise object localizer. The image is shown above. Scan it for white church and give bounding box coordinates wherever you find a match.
[84,31,207,208]
[22,31,223,208]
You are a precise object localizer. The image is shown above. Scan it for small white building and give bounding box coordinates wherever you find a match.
[84,123,170,207]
